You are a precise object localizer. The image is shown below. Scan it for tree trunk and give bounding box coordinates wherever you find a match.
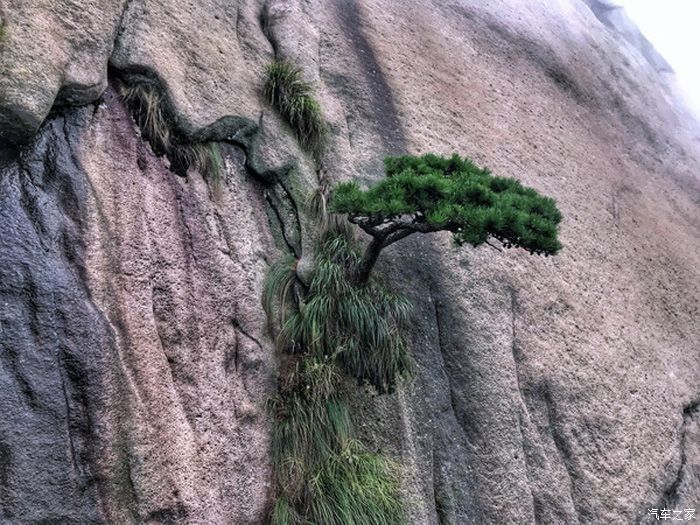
[352,236,385,284]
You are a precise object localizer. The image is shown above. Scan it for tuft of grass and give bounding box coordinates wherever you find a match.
[309,441,403,525]
[266,234,410,523]
[270,497,300,525]
[119,81,222,180]
[306,188,355,240]
[266,179,410,523]
[119,82,172,155]
[271,369,351,501]
[270,357,402,524]
[278,233,414,393]
[204,142,224,180]
[263,253,298,324]
[271,358,349,461]
[170,142,223,181]
[263,60,327,162]
[307,187,329,231]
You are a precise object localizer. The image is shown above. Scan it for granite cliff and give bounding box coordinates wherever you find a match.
[0,0,698,523]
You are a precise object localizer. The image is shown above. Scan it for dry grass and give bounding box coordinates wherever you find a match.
[119,81,222,181]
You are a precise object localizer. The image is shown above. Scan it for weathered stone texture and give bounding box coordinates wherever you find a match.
[0,0,698,523]
[0,0,126,143]
[0,88,277,522]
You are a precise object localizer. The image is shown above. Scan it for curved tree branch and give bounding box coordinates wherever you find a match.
[350,215,446,284]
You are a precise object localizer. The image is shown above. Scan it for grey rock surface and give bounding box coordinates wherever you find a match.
[0,0,698,523]
[583,0,673,72]
[0,105,112,524]
[0,88,278,523]
[0,0,125,144]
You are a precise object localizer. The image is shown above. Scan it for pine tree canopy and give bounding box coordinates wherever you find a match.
[331,153,563,257]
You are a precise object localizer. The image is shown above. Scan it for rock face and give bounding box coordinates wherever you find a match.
[0,0,698,524]
[583,0,672,73]
[0,88,276,523]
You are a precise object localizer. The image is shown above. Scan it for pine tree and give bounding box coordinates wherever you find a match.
[331,153,563,283]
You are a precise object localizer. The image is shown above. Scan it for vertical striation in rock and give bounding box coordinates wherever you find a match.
[0,105,115,524]
[0,0,698,523]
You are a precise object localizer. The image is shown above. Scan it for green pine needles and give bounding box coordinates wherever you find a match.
[264,227,409,524]
[263,60,327,162]
[331,153,563,283]
[119,81,222,181]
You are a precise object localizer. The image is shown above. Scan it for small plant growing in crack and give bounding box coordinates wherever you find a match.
[118,80,223,181]
[263,59,327,164]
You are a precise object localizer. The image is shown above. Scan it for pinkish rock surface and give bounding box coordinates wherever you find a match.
[0,0,697,523]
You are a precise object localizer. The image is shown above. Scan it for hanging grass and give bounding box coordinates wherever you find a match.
[308,441,403,525]
[264,178,410,523]
[277,233,413,393]
[263,60,327,162]
[307,187,329,232]
[269,357,353,510]
[265,227,410,522]
[269,437,401,525]
[169,142,223,182]
[118,81,222,181]
[269,362,402,524]
[120,82,172,155]
[306,187,355,243]
[269,497,300,525]
[263,253,298,324]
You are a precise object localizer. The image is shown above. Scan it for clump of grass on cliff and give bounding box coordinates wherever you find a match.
[119,81,222,181]
[169,142,223,183]
[264,205,410,523]
[270,358,350,494]
[263,60,327,162]
[268,354,403,525]
[307,187,355,239]
[308,441,403,525]
[278,233,413,393]
[119,83,171,155]
[262,253,298,327]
